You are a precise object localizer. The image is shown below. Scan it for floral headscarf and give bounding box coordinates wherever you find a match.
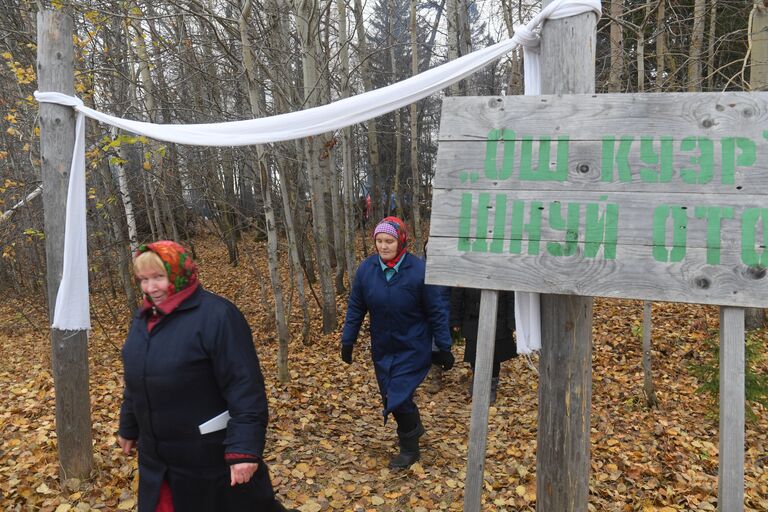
[373,216,408,268]
[135,240,198,296]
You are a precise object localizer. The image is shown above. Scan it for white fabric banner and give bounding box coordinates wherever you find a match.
[35,0,601,331]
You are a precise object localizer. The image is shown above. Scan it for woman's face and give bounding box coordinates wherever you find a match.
[375,233,399,262]
[136,267,171,305]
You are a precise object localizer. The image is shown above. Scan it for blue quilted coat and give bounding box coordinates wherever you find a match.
[342,253,451,418]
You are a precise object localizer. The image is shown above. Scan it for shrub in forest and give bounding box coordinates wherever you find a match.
[689,332,768,423]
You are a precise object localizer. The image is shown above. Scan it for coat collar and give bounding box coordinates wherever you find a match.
[134,284,203,319]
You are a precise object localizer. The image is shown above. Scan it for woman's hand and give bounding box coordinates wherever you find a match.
[230,462,259,486]
[117,435,137,455]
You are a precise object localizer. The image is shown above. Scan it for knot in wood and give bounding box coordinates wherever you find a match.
[745,265,767,280]
[694,276,711,289]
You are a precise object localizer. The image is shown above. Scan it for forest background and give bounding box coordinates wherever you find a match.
[1,0,767,510]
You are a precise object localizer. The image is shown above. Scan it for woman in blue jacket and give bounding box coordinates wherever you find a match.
[117,241,295,512]
[341,217,454,469]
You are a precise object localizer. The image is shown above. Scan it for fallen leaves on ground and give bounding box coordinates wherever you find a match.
[0,234,766,511]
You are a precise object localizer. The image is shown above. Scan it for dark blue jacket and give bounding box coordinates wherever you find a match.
[119,287,276,511]
[342,253,451,416]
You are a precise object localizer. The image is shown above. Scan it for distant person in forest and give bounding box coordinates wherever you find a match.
[117,241,296,512]
[450,288,517,403]
[341,217,454,469]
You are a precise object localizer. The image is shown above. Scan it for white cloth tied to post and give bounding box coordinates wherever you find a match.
[36,0,601,344]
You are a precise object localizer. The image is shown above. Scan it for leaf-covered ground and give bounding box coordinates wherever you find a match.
[1,234,766,511]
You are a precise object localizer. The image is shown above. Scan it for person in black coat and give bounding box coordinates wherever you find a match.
[117,241,296,512]
[450,288,517,403]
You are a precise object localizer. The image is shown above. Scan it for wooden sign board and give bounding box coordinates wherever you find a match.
[425,92,768,307]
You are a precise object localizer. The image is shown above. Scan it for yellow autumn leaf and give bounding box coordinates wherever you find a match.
[117,498,135,510]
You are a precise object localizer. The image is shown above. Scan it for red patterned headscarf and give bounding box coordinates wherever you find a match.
[135,240,198,296]
[373,216,407,268]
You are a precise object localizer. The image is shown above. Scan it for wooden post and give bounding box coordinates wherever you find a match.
[718,306,744,511]
[536,4,596,511]
[463,289,498,512]
[38,10,94,480]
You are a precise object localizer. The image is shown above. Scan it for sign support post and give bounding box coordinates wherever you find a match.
[536,5,596,511]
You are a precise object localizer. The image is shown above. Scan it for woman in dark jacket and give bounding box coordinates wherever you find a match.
[341,217,454,469]
[117,241,295,512]
[450,288,517,403]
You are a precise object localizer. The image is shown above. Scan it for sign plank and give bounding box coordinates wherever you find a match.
[426,93,768,307]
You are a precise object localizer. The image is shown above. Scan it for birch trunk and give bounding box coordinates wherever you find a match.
[687,0,706,91]
[608,1,624,92]
[409,0,423,255]
[128,6,168,239]
[352,0,383,222]
[240,0,291,380]
[337,0,358,283]
[389,0,403,220]
[297,0,337,333]
[446,0,460,96]
[655,0,666,92]
[110,128,138,253]
[264,0,312,343]
[706,0,718,89]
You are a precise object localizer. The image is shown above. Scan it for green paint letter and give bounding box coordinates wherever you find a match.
[679,137,714,185]
[600,136,634,182]
[652,205,688,262]
[489,194,507,253]
[547,201,581,256]
[484,128,515,180]
[508,200,524,254]
[694,206,734,265]
[639,136,674,183]
[519,136,569,181]
[584,198,619,259]
[458,193,473,252]
[741,208,767,266]
[721,137,756,185]
[525,201,543,255]
[472,193,491,253]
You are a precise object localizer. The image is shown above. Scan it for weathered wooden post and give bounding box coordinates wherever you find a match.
[536,4,596,511]
[719,306,744,511]
[463,289,498,511]
[38,10,94,479]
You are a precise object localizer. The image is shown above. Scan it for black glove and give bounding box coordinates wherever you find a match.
[432,350,454,371]
[341,344,353,364]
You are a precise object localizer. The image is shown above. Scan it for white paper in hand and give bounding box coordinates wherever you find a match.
[198,410,230,434]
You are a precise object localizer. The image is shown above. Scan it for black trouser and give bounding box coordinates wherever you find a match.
[470,360,501,378]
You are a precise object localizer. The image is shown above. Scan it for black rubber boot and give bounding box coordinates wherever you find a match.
[389,412,424,469]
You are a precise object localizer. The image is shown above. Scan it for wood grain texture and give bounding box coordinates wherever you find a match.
[463,290,498,512]
[433,140,768,193]
[38,10,94,480]
[718,306,745,512]
[535,7,595,512]
[429,188,767,249]
[424,236,768,307]
[438,92,768,141]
